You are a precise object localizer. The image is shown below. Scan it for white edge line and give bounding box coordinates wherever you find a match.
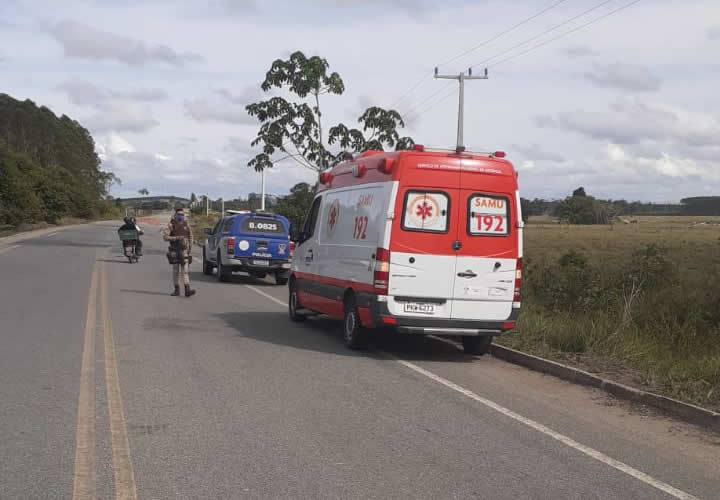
[243,284,698,500]
[47,232,60,237]
[246,285,287,308]
[389,355,698,500]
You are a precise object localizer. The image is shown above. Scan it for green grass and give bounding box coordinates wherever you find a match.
[501,216,720,411]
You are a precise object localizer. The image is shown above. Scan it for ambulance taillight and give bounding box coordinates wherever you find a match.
[513,258,522,306]
[289,241,295,258]
[227,237,235,255]
[373,248,391,295]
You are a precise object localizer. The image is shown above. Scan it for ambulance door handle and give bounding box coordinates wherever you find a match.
[452,241,462,251]
[457,271,477,278]
[305,249,313,264]
[368,253,376,271]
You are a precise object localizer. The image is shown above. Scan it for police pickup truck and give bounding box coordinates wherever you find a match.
[202,211,293,285]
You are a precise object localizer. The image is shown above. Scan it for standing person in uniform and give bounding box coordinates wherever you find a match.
[163,208,196,297]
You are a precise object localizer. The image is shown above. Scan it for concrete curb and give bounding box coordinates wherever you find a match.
[490,344,720,433]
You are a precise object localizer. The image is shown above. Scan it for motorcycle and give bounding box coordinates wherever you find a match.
[118,229,142,264]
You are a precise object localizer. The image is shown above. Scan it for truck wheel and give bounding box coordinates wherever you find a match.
[288,280,306,322]
[202,249,213,275]
[217,251,230,282]
[343,296,367,350]
[275,274,288,286]
[462,335,493,356]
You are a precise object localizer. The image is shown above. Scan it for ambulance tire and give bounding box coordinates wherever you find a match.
[288,280,306,322]
[462,335,493,356]
[343,295,367,350]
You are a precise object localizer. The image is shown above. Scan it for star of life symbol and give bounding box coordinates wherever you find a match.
[327,199,340,237]
[416,201,433,220]
[407,194,441,229]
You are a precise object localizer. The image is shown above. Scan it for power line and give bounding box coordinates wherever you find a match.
[406,86,458,124]
[489,0,643,68]
[401,81,454,120]
[436,0,572,69]
[387,0,573,109]
[470,0,616,70]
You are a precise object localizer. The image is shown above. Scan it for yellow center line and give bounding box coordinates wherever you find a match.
[100,262,138,500]
[72,259,99,500]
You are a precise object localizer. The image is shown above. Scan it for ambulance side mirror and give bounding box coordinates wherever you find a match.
[290,224,302,243]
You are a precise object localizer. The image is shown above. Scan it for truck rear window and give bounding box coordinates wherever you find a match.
[468,194,510,236]
[239,217,285,235]
[402,191,449,233]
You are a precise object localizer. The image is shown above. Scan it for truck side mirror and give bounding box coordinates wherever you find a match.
[290,224,301,243]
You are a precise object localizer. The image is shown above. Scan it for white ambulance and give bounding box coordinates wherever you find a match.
[288,145,523,354]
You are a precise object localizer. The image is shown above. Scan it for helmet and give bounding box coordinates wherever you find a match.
[123,216,133,224]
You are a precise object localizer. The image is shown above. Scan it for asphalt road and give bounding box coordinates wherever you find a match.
[1,220,718,499]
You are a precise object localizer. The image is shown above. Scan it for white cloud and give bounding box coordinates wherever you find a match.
[49,20,204,66]
[154,153,172,161]
[87,104,159,133]
[708,25,720,40]
[584,63,661,92]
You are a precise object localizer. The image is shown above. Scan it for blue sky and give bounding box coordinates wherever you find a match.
[2,0,719,202]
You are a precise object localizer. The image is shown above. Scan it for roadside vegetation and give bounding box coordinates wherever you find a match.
[0,94,121,232]
[501,217,720,411]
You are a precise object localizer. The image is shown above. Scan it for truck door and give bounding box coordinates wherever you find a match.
[451,189,518,321]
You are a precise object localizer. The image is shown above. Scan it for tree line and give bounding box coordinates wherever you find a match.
[521,189,720,224]
[0,93,119,229]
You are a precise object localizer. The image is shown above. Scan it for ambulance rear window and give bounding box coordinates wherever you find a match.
[402,191,449,234]
[467,194,510,236]
[240,217,285,235]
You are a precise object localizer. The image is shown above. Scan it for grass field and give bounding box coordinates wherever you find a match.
[501,216,720,411]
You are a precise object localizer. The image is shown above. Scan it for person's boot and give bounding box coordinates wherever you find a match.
[171,285,180,296]
[184,285,196,297]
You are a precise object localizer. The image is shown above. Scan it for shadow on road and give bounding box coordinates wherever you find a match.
[189,271,277,287]
[121,289,172,297]
[216,311,474,363]
[21,239,111,249]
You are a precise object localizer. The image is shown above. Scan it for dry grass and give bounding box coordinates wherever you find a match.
[500,216,720,411]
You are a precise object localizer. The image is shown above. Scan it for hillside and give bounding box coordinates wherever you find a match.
[0,93,118,227]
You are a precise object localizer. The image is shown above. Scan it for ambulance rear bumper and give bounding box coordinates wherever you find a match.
[370,298,519,336]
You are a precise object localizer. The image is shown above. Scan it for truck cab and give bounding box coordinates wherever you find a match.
[203,211,293,285]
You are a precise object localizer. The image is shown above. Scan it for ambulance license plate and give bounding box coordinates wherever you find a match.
[252,260,269,266]
[403,302,436,315]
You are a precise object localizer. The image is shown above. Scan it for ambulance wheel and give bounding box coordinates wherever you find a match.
[275,274,288,286]
[288,280,306,322]
[202,249,213,275]
[343,296,367,350]
[217,252,230,282]
[462,335,493,356]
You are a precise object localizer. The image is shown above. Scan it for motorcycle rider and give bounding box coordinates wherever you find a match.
[163,208,196,297]
[118,216,144,256]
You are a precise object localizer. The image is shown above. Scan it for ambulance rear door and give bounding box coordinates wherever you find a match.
[451,163,519,321]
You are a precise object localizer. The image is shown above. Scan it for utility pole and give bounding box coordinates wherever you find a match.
[206,194,209,217]
[260,169,266,211]
[434,66,488,152]
[221,198,225,215]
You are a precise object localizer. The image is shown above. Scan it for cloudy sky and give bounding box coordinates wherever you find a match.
[1,0,718,202]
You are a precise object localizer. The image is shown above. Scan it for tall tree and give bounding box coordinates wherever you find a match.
[246,51,414,174]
